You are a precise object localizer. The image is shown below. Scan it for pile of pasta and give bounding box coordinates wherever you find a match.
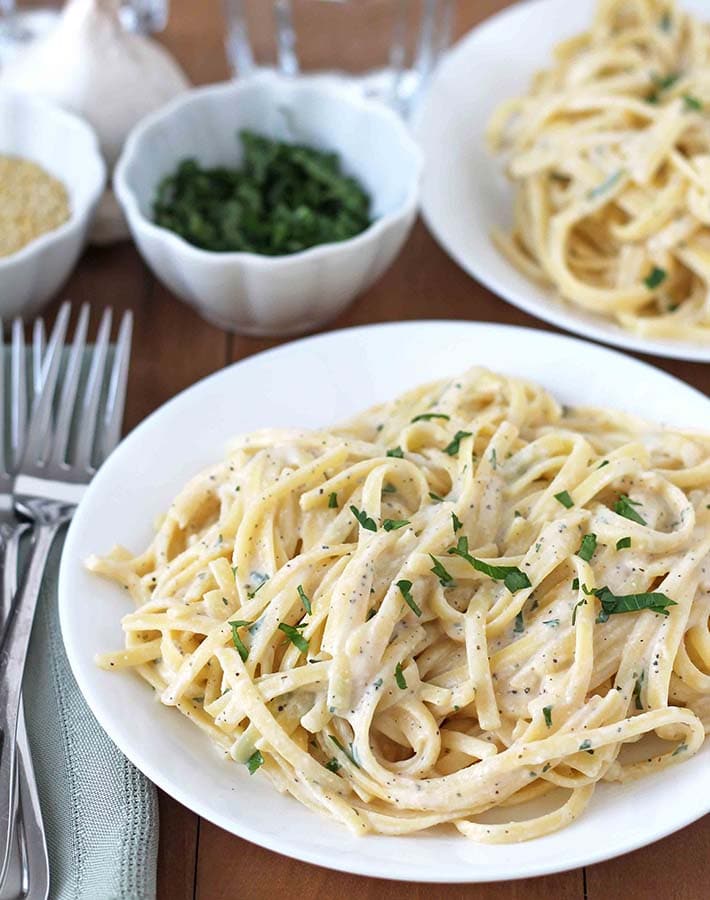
[487,0,710,341]
[89,367,710,842]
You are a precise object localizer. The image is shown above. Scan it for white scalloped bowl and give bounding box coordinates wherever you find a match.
[0,92,105,318]
[114,76,422,336]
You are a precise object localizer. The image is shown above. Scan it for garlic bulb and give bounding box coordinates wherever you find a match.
[0,0,190,243]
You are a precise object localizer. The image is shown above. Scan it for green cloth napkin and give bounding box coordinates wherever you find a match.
[22,536,159,900]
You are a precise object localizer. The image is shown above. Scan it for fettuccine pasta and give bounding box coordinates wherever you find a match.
[89,367,710,842]
[487,0,710,342]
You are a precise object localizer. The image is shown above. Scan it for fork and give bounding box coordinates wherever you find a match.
[0,318,49,900]
[0,304,133,892]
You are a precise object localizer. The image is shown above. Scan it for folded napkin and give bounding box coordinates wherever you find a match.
[21,536,159,900]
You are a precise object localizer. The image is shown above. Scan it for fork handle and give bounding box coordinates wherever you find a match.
[0,521,63,886]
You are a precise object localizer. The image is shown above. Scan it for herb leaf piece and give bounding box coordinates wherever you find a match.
[543,706,553,728]
[644,266,667,289]
[577,533,597,562]
[246,749,264,774]
[329,735,360,768]
[614,494,647,525]
[444,430,472,456]
[297,584,312,615]
[451,512,463,533]
[229,620,251,662]
[350,505,377,532]
[429,554,454,586]
[328,491,338,508]
[394,662,407,690]
[383,518,410,532]
[278,622,309,654]
[448,535,531,593]
[386,446,404,458]
[411,412,450,423]
[554,490,574,509]
[593,586,677,623]
[396,579,422,617]
[616,536,631,550]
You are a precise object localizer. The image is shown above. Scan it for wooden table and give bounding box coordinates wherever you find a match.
[51,1,709,897]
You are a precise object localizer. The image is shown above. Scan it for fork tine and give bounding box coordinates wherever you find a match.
[74,307,112,472]
[98,311,133,462]
[10,319,27,472]
[0,318,5,477]
[49,304,90,467]
[23,303,71,466]
[32,318,45,399]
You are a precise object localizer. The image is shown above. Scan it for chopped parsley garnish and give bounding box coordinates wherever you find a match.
[324,758,341,773]
[578,739,592,752]
[428,491,445,503]
[297,584,312,615]
[543,618,560,627]
[554,490,574,509]
[153,130,371,255]
[588,169,624,200]
[411,412,450,423]
[652,72,680,91]
[452,512,463,533]
[571,597,587,625]
[329,735,360,768]
[591,586,677,623]
[373,678,383,689]
[396,579,422,617]
[577,533,597,562]
[683,94,703,111]
[383,518,410,531]
[633,671,645,710]
[614,494,647,525]
[572,577,580,590]
[543,706,553,728]
[444,430,472,456]
[350,504,377,532]
[394,662,408,690]
[246,749,264,774]
[429,554,454,586]
[447,535,531,592]
[616,536,632,550]
[247,573,269,599]
[490,448,498,469]
[328,491,338,508]
[381,483,397,494]
[644,266,667,290]
[386,446,404,458]
[514,610,525,633]
[278,622,309,653]
[229,620,251,662]
[597,460,609,469]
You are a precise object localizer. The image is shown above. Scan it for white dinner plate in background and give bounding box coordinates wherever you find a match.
[59,322,710,882]
[415,0,710,362]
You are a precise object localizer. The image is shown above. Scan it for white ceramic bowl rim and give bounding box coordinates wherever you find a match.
[0,91,106,269]
[114,75,423,268]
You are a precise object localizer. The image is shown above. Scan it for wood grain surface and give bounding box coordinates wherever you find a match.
[47,1,709,897]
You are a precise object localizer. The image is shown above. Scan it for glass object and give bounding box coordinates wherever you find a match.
[222,0,456,117]
[0,0,169,65]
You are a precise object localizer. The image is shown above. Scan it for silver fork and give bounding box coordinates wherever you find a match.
[0,304,133,892]
[0,318,49,900]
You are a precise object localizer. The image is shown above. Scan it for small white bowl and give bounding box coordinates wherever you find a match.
[0,92,105,318]
[114,75,422,336]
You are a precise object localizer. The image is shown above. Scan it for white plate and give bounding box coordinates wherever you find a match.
[415,0,710,362]
[59,321,710,882]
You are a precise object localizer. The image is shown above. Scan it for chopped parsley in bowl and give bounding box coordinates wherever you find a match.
[153,130,371,256]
